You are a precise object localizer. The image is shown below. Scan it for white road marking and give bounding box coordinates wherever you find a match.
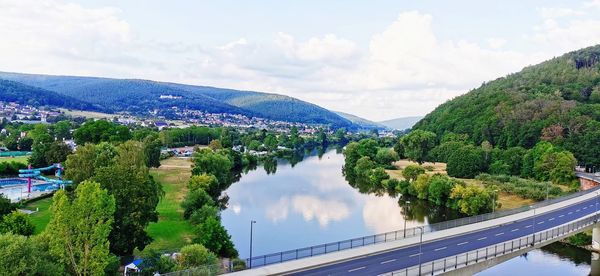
[511,228,519,232]
[434,247,447,251]
[525,225,532,228]
[569,212,573,215]
[348,266,366,272]
[495,233,504,236]
[409,253,422,257]
[457,242,469,246]
[538,221,544,225]
[559,215,565,218]
[576,209,580,212]
[584,207,588,210]
[549,218,555,221]
[380,259,396,264]
[478,237,487,241]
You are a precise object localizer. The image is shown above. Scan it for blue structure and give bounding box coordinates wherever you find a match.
[18,163,73,193]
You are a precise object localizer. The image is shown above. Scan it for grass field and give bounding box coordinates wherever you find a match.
[21,157,195,253]
[0,155,29,164]
[387,159,533,210]
[59,108,115,119]
[141,157,195,254]
[22,197,53,234]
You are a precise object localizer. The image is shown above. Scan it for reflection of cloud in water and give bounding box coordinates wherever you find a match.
[362,194,425,233]
[265,197,290,223]
[291,195,350,228]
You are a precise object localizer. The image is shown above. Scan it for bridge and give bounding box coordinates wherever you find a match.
[230,173,600,275]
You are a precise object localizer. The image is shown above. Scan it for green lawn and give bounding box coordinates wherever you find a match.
[23,197,53,234]
[21,157,195,253]
[141,158,195,254]
[0,155,29,164]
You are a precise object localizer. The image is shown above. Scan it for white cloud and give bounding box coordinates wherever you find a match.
[584,0,600,8]
[1,2,599,121]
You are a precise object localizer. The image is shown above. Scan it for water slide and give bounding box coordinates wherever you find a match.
[18,163,73,193]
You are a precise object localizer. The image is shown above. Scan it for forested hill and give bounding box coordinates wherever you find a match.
[413,44,600,166]
[0,79,98,111]
[0,72,352,128]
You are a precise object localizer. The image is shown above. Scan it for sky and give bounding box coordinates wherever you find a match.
[2,1,600,121]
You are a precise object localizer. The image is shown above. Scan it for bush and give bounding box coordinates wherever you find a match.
[176,244,219,270]
[447,145,485,178]
[0,211,35,236]
[402,164,425,182]
[476,174,563,201]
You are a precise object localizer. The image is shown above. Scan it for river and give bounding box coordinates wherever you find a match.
[221,148,594,275]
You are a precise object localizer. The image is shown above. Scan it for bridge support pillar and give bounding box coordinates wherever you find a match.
[593,253,600,276]
[593,225,600,250]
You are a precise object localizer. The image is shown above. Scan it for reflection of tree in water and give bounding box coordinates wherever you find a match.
[397,198,464,226]
[540,243,591,266]
[263,157,277,175]
[317,147,325,159]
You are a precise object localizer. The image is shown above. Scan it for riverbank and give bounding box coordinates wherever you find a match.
[386,159,535,210]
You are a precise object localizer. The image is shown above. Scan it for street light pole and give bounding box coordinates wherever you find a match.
[404,201,410,238]
[531,206,536,245]
[249,220,256,268]
[417,226,424,275]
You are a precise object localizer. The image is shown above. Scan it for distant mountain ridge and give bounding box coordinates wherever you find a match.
[334,111,386,129]
[0,72,353,128]
[378,116,423,130]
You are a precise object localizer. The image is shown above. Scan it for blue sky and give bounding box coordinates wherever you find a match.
[1,0,600,120]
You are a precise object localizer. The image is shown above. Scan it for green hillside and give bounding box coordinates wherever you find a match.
[414,44,600,166]
[0,72,352,128]
[0,79,98,111]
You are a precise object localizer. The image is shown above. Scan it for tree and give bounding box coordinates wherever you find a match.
[411,174,430,199]
[447,145,485,178]
[92,141,162,256]
[176,244,219,270]
[182,189,215,219]
[264,134,278,152]
[0,211,34,236]
[143,135,162,168]
[402,164,425,182]
[44,141,72,165]
[65,143,98,184]
[46,181,116,276]
[17,136,33,151]
[0,233,64,275]
[208,139,223,151]
[369,167,389,188]
[193,216,238,258]
[0,195,15,217]
[427,175,458,205]
[354,156,376,187]
[489,161,511,175]
[450,185,492,215]
[538,150,577,184]
[192,149,233,185]
[53,120,72,140]
[375,148,400,167]
[188,174,220,197]
[189,205,220,226]
[399,130,437,164]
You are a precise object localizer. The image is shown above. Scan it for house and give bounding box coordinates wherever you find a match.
[154,121,169,131]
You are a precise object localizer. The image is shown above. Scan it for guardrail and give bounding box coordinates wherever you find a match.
[386,213,599,275]
[239,184,600,270]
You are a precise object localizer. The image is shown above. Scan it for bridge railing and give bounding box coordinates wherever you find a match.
[387,213,599,275]
[241,185,600,270]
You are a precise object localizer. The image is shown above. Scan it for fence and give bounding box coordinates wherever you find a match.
[160,264,221,276]
[242,184,600,269]
[385,213,599,276]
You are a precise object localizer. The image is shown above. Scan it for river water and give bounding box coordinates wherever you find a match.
[221,149,594,275]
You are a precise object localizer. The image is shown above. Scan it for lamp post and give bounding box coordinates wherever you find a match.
[249,220,256,268]
[417,226,424,275]
[404,201,410,238]
[531,206,536,245]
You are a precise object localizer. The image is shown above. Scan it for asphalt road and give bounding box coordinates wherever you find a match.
[293,197,599,276]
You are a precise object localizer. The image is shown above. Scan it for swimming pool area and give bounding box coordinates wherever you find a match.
[0,178,60,202]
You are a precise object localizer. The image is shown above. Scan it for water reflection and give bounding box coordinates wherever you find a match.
[477,242,593,275]
[221,149,440,257]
